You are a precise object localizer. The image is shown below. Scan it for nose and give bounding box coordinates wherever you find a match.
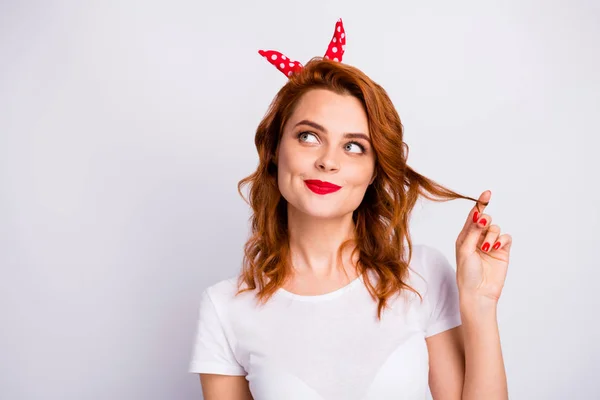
[315,147,340,172]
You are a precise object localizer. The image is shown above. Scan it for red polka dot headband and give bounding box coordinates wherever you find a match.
[258,18,346,78]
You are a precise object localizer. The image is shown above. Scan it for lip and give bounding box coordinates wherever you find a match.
[304,179,342,195]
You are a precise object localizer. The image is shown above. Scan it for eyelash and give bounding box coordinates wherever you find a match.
[296,131,367,154]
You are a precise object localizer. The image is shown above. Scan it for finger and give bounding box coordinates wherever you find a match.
[461,212,493,254]
[458,190,492,242]
[490,233,512,252]
[480,224,501,253]
[471,190,491,224]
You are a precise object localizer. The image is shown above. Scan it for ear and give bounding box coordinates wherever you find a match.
[270,148,279,167]
[273,146,279,165]
[369,170,377,185]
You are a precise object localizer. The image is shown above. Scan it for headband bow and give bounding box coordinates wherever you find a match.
[258,18,346,78]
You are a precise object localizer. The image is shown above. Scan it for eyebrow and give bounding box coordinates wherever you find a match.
[294,119,371,143]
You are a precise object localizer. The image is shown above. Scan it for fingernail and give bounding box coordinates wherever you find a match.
[473,211,479,223]
[493,242,501,250]
[482,242,490,252]
[479,218,487,226]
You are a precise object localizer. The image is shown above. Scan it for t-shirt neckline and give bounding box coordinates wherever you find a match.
[276,272,365,302]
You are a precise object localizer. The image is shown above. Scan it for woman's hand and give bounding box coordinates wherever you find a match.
[455,190,512,304]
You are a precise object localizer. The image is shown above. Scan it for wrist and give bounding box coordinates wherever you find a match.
[459,294,498,321]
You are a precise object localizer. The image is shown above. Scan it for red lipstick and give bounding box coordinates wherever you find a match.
[304,179,342,195]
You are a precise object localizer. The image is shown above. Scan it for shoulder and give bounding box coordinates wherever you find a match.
[411,243,454,268]
[201,275,257,313]
[204,275,240,298]
[406,244,456,291]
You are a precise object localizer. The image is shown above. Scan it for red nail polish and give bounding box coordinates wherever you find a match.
[482,242,490,252]
[479,218,487,226]
[473,211,479,223]
[493,242,501,250]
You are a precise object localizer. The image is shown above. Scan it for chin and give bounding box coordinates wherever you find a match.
[288,197,354,220]
[305,208,347,220]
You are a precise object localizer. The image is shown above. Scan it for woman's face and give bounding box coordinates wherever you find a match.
[276,89,376,219]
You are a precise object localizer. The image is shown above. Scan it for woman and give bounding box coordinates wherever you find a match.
[189,19,511,400]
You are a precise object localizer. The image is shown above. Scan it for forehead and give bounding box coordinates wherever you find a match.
[287,89,369,135]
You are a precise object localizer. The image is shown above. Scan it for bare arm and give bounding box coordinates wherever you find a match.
[459,298,508,400]
[426,299,508,400]
[426,326,465,400]
[199,374,253,400]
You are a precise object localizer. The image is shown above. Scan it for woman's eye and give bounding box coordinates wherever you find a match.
[298,132,318,143]
[298,132,365,154]
[345,142,364,154]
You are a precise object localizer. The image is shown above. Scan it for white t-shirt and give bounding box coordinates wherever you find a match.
[188,244,462,400]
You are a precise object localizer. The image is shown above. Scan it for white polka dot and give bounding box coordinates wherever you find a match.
[282,55,287,60]
[324,55,329,59]
[288,71,292,76]
[341,33,345,39]
[333,37,337,43]
[337,26,341,32]
[280,63,285,68]
[271,54,277,60]
[333,57,339,62]
[332,47,337,53]
[289,62,295,67]
[342,45,346,51]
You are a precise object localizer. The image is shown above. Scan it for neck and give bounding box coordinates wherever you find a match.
[286,204,359,280]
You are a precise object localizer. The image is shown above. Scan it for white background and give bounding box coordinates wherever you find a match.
[1,1,598,399]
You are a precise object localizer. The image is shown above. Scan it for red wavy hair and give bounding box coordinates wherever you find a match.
[236,58,486,319]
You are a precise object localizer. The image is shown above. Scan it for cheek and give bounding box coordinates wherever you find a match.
[278,145,311,175]
[346,161,375,186]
